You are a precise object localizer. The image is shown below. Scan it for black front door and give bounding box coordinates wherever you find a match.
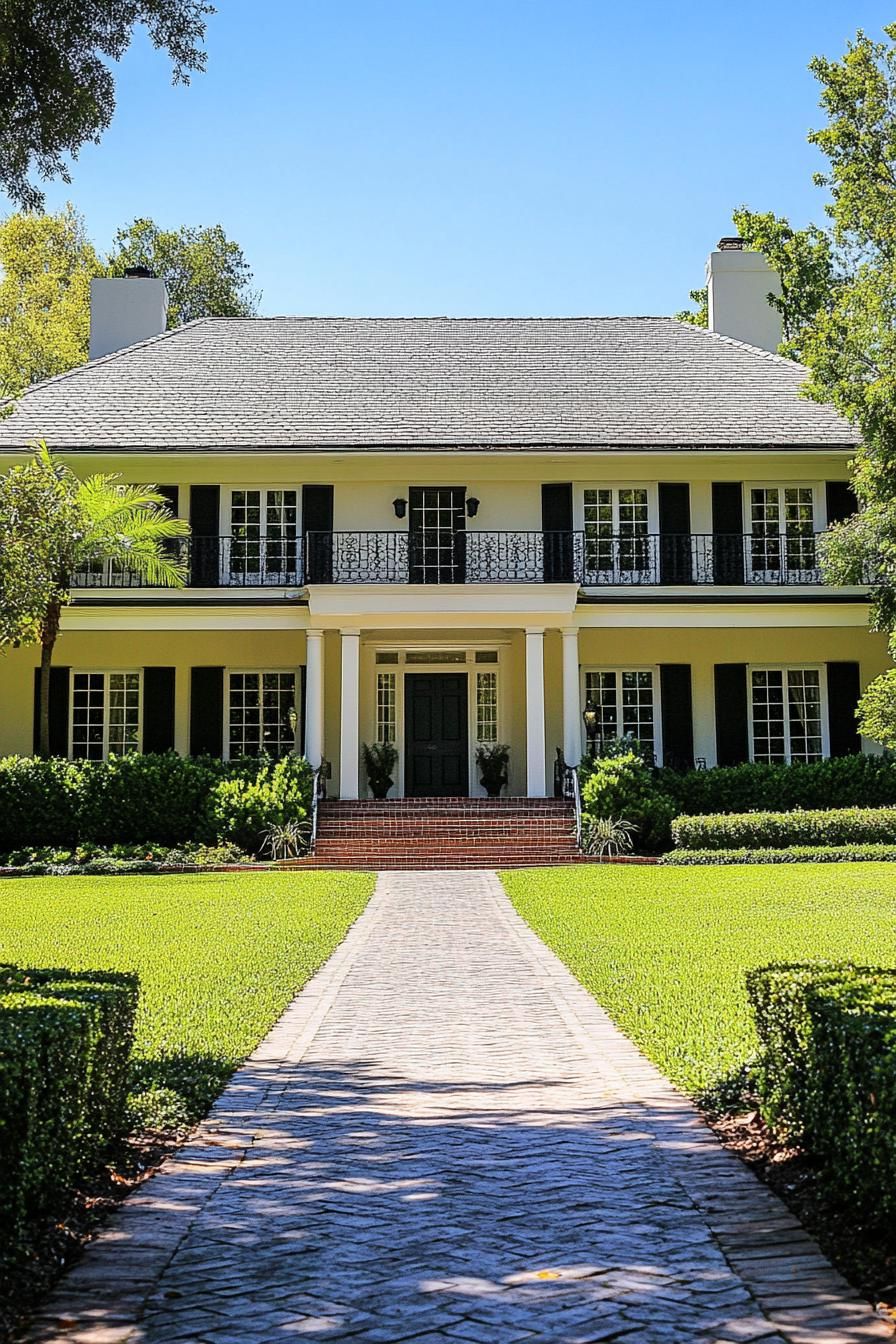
[408,487,466,583]
[405,673,468,796]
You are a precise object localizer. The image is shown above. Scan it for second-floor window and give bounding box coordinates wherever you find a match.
[229,490,299,582]
[584,488,651,580]
[749,487,817,578]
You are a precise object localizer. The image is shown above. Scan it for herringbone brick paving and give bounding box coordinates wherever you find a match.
[24,872,891,1344]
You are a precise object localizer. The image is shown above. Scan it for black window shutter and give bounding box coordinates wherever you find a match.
[33,666,70,756]
[156,486,180,560]
[143,667,176,753]
[541,484,574,582]
[189,667,224,757]
[189,485,220,586]
[714,663,749,765]
[658,483,692,584]
[825,481,858,527]
[827,661,861,757]
[302,485,334,583]
[659,664,694,769]
[712,482,744,583]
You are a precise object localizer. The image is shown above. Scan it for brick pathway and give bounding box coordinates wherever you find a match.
[26,871,891,1344]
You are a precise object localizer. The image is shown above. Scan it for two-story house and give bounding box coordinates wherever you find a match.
[0,239,888,802]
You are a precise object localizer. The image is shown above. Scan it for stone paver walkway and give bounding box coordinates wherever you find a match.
[26,871,891,1344]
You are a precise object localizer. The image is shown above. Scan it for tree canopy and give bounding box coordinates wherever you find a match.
[108,218,259,326]
[0,0,211,210]
[0,443,188,754]
[0,207,258,397]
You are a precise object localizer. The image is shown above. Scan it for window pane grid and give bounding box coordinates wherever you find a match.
[376,673,397,743]
[476,671,498,743]
[751,667,822,764]
[71,672,140,760]
[751,487,816,575]
[584,487,649,575]
[585,669,655,751]
[228,671,296,758]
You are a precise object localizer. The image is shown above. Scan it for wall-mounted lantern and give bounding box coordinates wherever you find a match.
[466,496,480,518]
[393,497,407,519]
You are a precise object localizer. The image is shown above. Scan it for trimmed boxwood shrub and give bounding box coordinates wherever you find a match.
[661,844,896,865]
[0,752,312,856]
[0,966,139,1252]
[672,805,896,852]
[747,963,896,1221]
[578,752,675,852]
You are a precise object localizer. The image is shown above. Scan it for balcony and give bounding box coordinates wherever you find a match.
[69,531,859,591]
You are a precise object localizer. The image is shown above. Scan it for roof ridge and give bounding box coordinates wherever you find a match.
[673,318,807,371]
[0,317,214,410]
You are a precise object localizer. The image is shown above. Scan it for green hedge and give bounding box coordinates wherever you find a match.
[578,753,896,853]
[0,966,139,1252]
[672,805,896,852]
[747,963,896,1221]
[0,753,312,855]
[661,844,896,865]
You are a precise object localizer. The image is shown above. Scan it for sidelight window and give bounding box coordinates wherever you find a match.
[376,673,397,743]
[476,671,498,743]
[71,671,141,759]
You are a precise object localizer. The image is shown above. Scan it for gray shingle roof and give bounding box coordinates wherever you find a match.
[0,316,858,451]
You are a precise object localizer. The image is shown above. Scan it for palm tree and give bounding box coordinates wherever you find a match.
[0,444,188,756]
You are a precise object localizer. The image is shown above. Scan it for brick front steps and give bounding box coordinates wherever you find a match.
[294,797,585,870]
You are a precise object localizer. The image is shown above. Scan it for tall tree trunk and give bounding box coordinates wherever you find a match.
[38,599,61,758]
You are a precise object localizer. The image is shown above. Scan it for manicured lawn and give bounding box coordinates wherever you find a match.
[502,863,896,1098]
[0,872,372,1121]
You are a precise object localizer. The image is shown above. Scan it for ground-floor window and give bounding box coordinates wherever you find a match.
[228,671,296,758]
[583,669,655,754]
[750,666,824,764]
[71,671,141,759]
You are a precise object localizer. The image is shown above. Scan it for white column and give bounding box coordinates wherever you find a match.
[561,627,581,766]
[339,629,360,800]
[525,627,547,797]
[304,629,324,767]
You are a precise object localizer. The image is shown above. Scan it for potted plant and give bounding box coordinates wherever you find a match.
[363,741,398,799]
[476,742,510,798]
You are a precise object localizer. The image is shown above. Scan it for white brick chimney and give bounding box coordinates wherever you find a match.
[706,237,783,353]
[89,267,169,360]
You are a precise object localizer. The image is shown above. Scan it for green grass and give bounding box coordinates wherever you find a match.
[0,872,372,1122]
[502,863,896,1099]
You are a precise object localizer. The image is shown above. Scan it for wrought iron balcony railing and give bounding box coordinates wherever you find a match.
[69,530,861,590]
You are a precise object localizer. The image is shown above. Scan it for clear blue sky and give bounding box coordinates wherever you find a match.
[15,1,896,317]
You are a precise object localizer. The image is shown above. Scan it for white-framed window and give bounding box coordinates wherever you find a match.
[583,487,654,582]
[70,671,142,760]
[749,666,826,764]
[227,489,299,582]
[376,672,397,743]
[476,671,498,743]
[227,671,297,758]
[748,486,817,579]
[583,668,657,757]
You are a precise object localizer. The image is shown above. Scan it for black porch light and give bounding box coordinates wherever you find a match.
[466,496,480,518]
[393,497,407,519]
[582,699,599,755]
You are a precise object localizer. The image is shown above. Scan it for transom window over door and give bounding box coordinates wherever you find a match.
[71,672,141,759]
[583,489,652,582]
[408,487,465,583]
[584,669,655,756]
[751,667,824,764]
[228,672,296,758]
[229,490,298,583]
[749,487,817,578]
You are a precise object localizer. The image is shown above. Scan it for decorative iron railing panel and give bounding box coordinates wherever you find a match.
[69,531,855,590]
